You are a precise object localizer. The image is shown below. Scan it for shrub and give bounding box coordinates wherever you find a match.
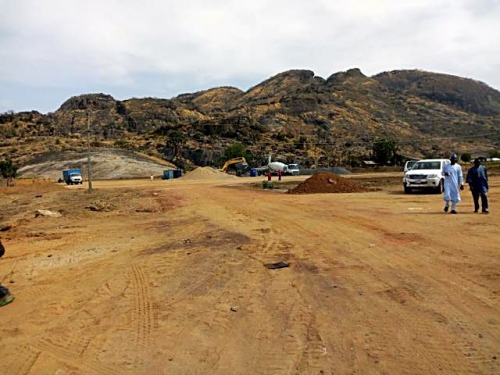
[460,153,471,162]
[262,181,273,189]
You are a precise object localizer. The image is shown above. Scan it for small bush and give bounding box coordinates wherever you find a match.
[460,153,471,162]
[262,181,273,189]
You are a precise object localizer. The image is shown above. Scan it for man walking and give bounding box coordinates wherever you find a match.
[442,153,464,214]
[466,158,489,214]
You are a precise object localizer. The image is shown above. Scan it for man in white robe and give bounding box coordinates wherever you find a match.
[442,153,464,214]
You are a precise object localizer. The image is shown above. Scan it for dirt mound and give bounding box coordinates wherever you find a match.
[182,167,237,181]
[288,172,368,194]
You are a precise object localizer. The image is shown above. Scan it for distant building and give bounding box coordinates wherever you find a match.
[362,160,378,167]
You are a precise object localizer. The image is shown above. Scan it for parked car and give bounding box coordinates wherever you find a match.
[403,159,450,194]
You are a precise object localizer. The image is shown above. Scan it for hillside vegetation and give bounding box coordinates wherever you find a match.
[1,68,499,170]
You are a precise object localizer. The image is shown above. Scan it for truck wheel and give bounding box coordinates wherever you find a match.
[404,186,412,194]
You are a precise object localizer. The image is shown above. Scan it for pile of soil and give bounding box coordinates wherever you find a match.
[182,167,237,181]
[288,172,368,194]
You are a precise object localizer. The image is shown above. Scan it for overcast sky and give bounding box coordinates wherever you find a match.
[1,0,499,114]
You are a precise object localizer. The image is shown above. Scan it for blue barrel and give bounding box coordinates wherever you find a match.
[173,169,183,178]
[249,168,257,177]
[162,170,174,180]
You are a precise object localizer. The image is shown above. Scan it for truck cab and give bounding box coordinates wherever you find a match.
[63,169,83,185]
[286,164,300,176]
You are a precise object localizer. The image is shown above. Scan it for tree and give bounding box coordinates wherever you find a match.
[224,142,247,160]
[0,159,18,186]
[460,153,471,162]
[164,130,187,162]
[372,138,398,165]
[489,150,500,158]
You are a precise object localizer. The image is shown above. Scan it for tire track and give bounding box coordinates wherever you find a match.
[177,187,500,373]
[34,337,121,375]
[268,215,463,374]
[131,264,155,349]
[3,345,40,375]
[292,213,499,374]
[295,321,330,374]
[334,211,500,374]
[238,226,316,374]
[208,209,328,373]
[448,316,500,375]
[16,284,50,301]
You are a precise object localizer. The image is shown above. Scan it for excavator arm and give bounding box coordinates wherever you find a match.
[220,157,249,175]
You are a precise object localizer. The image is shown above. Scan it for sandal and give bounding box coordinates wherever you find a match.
[0,295,15,307]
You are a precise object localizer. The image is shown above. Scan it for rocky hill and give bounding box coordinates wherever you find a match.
[1,68,500,172]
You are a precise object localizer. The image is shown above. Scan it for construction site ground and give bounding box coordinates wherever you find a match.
[0,171,499,375]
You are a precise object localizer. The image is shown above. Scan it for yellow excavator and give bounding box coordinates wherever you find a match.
[220,157,249,176]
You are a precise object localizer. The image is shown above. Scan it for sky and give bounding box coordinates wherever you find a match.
[1,0,499,114]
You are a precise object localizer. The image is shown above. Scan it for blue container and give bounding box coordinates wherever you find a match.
[249,168,257,177]
[173,169,183,178]
[162,170,174,180]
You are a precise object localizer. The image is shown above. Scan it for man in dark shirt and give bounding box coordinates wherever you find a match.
[466,159,489,214]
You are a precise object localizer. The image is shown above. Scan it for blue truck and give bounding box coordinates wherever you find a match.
[62,169,83,185]
[162,169,183,180]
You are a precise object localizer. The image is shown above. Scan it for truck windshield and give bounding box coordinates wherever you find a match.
[413,162,440,170]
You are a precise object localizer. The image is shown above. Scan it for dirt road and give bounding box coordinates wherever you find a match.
[0,174,499,374]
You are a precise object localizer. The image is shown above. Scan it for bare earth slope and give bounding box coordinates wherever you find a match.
[0,175,498,374]
[17,148,175,181]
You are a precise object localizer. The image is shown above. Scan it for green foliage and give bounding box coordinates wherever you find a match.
[262,181,273,189]
[349,155,361,168]
[372,138,397,165]
[272,132,287,141]
[114,139,130,148]
[489,150,500,158]
[460,153,471,162]
[224,142,247,160]
[423,152,438,159]
[165,130,187,161]
[0,159,17,178]
[294,136,307,150]
[0,159,17,186]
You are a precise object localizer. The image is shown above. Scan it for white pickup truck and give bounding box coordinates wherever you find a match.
[403,159,450,194]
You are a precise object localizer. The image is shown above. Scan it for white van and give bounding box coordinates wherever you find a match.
[403,159,450,194]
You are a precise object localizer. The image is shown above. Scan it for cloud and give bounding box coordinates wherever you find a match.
[1,0,499,113]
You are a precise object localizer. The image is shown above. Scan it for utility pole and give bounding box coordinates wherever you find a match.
[86,111,93,191]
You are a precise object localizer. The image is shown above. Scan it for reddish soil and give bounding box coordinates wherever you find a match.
[288,172,368,194]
